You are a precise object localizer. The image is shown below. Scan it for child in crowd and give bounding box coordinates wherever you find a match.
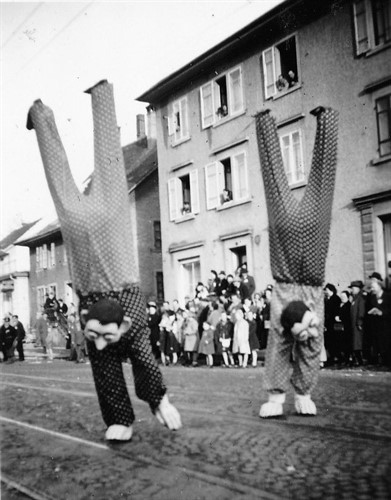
[232,309,250,368]
[181,308,200,367]
[159,310,179,365]
[246,310,260,367]
[215,311,234,367]
[198,321,215,368]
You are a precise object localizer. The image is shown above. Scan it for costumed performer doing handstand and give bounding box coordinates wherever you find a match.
[255,106,339,417]
[27,80,182,440]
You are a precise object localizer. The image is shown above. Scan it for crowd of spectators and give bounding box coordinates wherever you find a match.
[147,265,273,368]
[324,272,391,369]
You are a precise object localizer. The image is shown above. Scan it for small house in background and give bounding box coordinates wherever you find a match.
[15,218,75,327]
[0,220,40,329]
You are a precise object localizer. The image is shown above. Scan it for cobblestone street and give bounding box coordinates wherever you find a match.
[1,347,391,499]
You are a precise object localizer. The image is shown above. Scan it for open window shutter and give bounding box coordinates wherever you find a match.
[217,161,224,200]
[353,1,369,54]
[36,246,40,268]
[167,112,175,136]
[43,244,48,269]
[228,67,244,114]
[168,178,180,221]
[262,47,276,99]
[200,82,215,128]
[232,152,248,200]
[51,242,56,267]
[180,97,189,138]
[190,169,200,214]
[205,162,219,210]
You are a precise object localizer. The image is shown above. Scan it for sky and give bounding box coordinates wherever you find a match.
[1,0,284,239]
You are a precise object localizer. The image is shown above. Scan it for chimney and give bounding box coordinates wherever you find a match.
[136,114,146,139]
[146,105,157,139]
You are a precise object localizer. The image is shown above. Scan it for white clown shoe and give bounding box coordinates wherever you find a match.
[259,392,286,418]
[294,393,317,415]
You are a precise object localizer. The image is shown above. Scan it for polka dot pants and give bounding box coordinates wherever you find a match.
[79,287,166,427]
[264,282,324,395]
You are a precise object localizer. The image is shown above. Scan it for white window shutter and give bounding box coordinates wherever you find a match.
[43,244,48,269]
[168,178,180,221]
[216,161,225,200]
[180,97,189,138]
[36,246,40,268]
[51,242,56,267]
[200,82,215,128]
[262,47,276,99]
[205,162,219,210]
[167,111,175,136]
[353,1,369,54]
[190,169,200,214]
[232,152,249,200]
[228,67,244,114]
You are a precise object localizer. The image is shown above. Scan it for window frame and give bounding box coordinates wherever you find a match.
[200,65,244,129]
[261,34,300,100]
[168,96,190,144]
[353,0,391,55]
[167,169,200,221]
[279,128,306,186]
[204,150,249,210]
[375,93,391,157]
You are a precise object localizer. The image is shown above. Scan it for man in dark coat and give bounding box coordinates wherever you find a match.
[348,281,366,366]
[0,317,17,362]
[366,272,391,367]
[12,315,26,361]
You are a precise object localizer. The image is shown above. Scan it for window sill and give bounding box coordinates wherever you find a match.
[268,84,301,101]
[216,198,252,211]
[289,180,307,190]
[364,41,391,58]
[212,109,247,129]
[174,213,196,224]
[171,136,191,148]
[370,154,391,166]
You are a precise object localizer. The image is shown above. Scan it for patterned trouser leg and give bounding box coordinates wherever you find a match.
[264,282,324,395]
[79,286,166,428]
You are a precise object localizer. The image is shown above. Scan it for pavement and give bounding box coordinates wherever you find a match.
[1,346,391,500]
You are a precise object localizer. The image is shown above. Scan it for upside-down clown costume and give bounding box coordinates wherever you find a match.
[255,107,339,417]
[27,80,181,440]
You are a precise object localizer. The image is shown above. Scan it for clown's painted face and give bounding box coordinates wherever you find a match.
[81,299,132,350]
[84,320,126,350]
[290,310,319,342]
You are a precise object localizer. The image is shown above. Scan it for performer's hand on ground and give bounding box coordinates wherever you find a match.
[155,394,182,430]
[105,424,133,441]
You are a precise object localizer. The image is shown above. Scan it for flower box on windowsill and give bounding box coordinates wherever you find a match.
[216,198,252,211]
[174,213,196,224]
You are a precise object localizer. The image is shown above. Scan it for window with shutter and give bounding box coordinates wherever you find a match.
[168,178,181,221]
[279,129,305,185]
[353,0,391,54]
[50,242,56,267]
[232,152,249,201]
[189,170,200,214]
[262,35,299,99]
[200,82,215,128]
[228,67,244,115]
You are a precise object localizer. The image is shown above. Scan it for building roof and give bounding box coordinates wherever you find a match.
[124,138,158,193]
[15,218,61,247]
[0,220,40,250]
[136,0,334,104]
[83,137,158,196]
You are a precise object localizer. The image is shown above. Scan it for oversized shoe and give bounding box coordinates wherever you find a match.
[259,393,286,418]
[294,394,317,415]
[105,424,133,441]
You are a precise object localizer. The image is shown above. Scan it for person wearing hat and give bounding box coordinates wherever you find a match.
[0,317,17,363]
[366,273,391,367]
[348,280,366,366]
